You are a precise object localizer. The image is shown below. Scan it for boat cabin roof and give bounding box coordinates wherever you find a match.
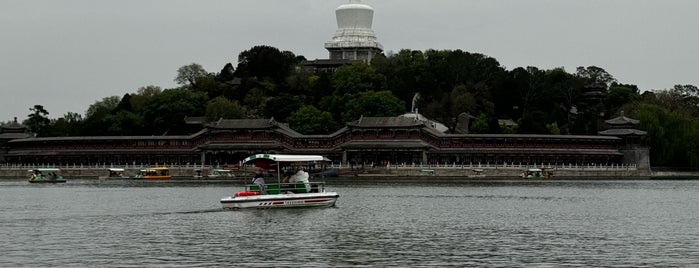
[142,167,169,171]
[213,169,232,172]
[242,154,328,163]
[108,168,125,172]
[527,168,543,172]
[28,168,61,172]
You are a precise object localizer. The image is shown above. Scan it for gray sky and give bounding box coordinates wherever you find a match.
[2,0,698,121]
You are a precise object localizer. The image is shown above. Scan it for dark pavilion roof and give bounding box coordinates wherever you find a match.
[599,112,646,136]
[598,129,647,136]
[1,117,28,132]
[347,116,425,128]
[0,132,33,140]
[8,129,206,143]
[207,118,276,129]
[341,139,432,149]
[184,116,207,125]
[605,115,640,126]
[1,118,33,140]
[206,118,304,137]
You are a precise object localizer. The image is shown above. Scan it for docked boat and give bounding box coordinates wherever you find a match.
[208,169,234,178]
[99,168,127,179]
[521,168,553,179]
[134,167,172,180]
[468,168,486,178]
[220,154,339,209]
[419,169,435,176]
[28,168,66,183]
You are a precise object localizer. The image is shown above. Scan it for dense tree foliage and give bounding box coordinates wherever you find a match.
[14,45,698,168]
[23,105,50,136]
[288,105,338,135]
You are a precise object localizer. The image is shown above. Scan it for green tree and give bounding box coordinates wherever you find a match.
[342,91,406,122]
[24,105,50,136]
[331,63,386,96]
[144,88,208,135]
[130,85,162,112]
[263,94,302,121]
[470,113,490,134]
[235,45,299,84]
[46,112,83,136]
[81,96,121,135]
[218,63,236,82]
[288,105,339,135]
[104,111,145,135]
[205,97,246,121]
[576,66,616,87]
[175,63,207,87]
[604,82,641,117]
[423,84,477,133]
[546,122,561,134]
[85,96,120,119]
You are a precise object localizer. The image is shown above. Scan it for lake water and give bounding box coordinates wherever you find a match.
[1,178,698,267]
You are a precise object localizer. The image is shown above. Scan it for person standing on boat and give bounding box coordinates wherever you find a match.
[290,168,311,193]
[252,168,267,194]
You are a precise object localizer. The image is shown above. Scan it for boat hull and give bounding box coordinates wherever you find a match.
[221,192,339,209]
[29,179,66,183]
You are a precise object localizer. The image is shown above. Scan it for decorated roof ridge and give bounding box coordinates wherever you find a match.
[274,122,304,137]
[1,117,28,133]
[184,116,207,125]
[346,116,426,128]
[599,129,648,136]
[604,111,640,126]
[206,118,277,129]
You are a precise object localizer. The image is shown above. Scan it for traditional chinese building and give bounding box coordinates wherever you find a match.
[0,118,33,163]
[3,116,635,169]
[598,112,649,169]
[324,0,383,63]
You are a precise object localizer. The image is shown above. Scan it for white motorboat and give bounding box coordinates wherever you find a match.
[99,168,127,179]
[220,154,339,209]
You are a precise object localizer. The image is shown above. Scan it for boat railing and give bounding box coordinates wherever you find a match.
[243,182,327,195]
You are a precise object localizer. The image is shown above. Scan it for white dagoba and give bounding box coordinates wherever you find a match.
[324,0,383,63]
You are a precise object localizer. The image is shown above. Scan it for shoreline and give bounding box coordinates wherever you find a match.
[1,166,697,180]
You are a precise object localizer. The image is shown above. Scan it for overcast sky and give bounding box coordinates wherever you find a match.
[2,0,698,121]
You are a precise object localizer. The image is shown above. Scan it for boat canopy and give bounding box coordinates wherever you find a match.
[28,168,61,172]
[142,167,169,171]
[242,154,328,164]
[108,168,125,172]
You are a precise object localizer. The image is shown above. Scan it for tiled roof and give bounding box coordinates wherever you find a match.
[605,115,639,125]
[0,132,33,140]
[599,129,647,136]
[341,140,432,149]
[208,118,276,129]
[184,116,206,125]
[347,116,425,128]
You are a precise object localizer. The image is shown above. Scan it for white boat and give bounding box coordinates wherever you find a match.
[220,154,339,209]
[468,168,486,178]
[28,168,66,183]
[133,167,172,180]
[521,168,553,179]
[99,168,127,179]
[208,169,234,178]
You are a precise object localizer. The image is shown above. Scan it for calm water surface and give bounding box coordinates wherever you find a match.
[1,178,698,267]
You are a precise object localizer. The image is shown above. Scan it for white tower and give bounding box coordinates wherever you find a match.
[324,0,383,63]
